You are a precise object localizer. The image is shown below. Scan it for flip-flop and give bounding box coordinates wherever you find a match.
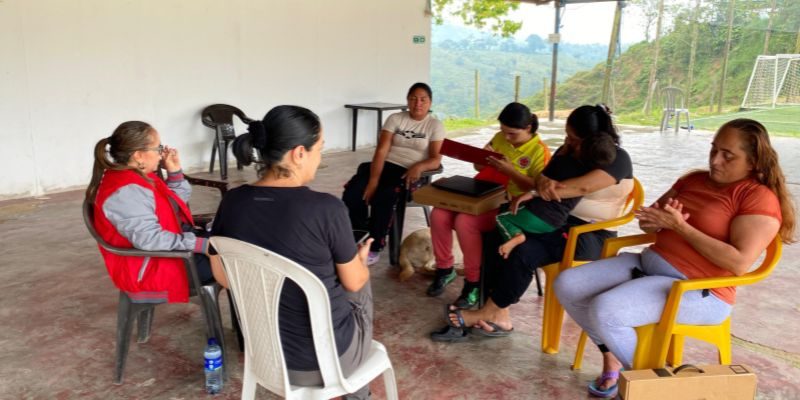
[444,304,466,328]
[430,325,469,343]
[588,370,621,398]
[470,321,513,338]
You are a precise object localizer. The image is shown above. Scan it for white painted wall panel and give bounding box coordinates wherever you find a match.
[0,0,431,199]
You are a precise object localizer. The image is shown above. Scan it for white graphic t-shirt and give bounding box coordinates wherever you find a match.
[383,112,446,168]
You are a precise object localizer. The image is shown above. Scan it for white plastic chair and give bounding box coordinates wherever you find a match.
[209,236,398,400]
[660,87,692,134]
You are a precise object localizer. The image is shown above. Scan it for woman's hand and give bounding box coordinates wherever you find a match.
[510,192,534,215]
[535,174,566,202]
[357,238,375,265]
[363,181,378,204]
[162,146,182,173]
[485,156,515,176]
[402,164,425,189]
[635,198,690,232]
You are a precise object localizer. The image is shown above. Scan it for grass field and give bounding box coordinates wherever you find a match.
[441,105,800,138]
[690,106,800,137]
[614,105,800,137]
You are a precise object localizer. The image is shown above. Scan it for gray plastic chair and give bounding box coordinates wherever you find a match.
[83,199,232,384]
[660,87,692,134]
[202,104,254,180]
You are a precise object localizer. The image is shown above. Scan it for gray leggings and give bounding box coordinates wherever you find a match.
[553,248,732,368]
[288,281,374,400]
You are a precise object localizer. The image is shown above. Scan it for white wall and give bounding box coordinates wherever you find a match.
[0,0,432,199]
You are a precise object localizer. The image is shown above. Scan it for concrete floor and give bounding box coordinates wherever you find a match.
[1,124,799,399]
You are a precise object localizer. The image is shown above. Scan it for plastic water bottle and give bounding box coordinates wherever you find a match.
[204,338,223,394]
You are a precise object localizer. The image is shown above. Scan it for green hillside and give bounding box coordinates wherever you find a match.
[522,1,800,130]
[431,24,609,119]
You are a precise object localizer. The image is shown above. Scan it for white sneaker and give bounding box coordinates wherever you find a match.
[367,251,380,266]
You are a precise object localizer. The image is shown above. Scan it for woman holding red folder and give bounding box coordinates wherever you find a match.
[427,102,551,308]
[435,104,634,345]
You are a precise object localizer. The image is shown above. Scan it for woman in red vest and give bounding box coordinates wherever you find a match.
[86,121,212,303]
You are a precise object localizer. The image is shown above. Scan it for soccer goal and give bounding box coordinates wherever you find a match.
[741,54,800,109]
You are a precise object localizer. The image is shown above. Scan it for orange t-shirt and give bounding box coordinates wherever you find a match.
[650,172,781,304]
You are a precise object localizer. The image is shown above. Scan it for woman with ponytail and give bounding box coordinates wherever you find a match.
[554,118,795,398]
[209,106,373,399]
[86,121,213,304]
[434,104,634,344]
[427,102,551,310]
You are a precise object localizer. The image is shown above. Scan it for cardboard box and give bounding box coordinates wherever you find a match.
[412,182,507,215]
[619,364,757,400]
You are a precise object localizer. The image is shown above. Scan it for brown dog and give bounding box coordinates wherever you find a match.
[398,228,463,281]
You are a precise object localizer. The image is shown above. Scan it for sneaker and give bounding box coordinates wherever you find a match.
[367,251,380,266]
[453,281,481,309]
[426,267,456,297]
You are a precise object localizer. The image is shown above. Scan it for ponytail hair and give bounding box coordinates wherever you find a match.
[85,121,154,204]
[722,119,796,243]
[566,104,620,145]
[498,102,538,133]
[232,105,321,178]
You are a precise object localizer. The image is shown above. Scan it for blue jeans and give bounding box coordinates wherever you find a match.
[553,248,732,368]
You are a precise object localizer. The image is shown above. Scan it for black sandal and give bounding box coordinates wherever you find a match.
[443,304,466,328]
[430,325,469,342]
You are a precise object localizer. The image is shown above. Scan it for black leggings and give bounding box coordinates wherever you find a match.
[482,216,616,308]
[342,162,407,252]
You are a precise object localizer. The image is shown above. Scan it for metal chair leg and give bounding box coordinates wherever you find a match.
[114,292,136,385]
[137,307,154,343]
[389,193,408,266]
[200,283,229,380]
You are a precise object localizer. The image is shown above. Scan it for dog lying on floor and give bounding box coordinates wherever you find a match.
[398,228,463,281]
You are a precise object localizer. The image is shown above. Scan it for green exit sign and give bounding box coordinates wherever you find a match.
[413,35,426,44]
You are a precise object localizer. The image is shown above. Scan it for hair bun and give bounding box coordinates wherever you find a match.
[595,104,612,115]
[249,120,267,149]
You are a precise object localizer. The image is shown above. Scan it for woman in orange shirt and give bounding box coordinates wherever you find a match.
[554,119,796,398]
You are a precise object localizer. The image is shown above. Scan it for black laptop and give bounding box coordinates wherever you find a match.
[432,175,503,197]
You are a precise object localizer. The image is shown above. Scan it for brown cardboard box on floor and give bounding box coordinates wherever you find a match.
[412,183,507,215]
[619,364,757,400]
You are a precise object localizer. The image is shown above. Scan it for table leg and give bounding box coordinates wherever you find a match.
[351,109,358,152]
[377,110,383,144]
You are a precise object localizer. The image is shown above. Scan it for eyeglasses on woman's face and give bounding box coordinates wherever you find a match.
[141,144,164,155]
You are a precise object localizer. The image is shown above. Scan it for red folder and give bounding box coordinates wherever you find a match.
[440,138,503,165]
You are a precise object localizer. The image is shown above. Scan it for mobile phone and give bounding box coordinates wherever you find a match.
[353,229,369,245]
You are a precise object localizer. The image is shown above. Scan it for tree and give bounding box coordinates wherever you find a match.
[642,0,665,115]
[433,0,523,37]
[525,34,547,53]
[630,0,661,42]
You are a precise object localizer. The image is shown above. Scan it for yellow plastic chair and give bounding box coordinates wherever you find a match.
[571,234,782,370]
[541,178,645,354]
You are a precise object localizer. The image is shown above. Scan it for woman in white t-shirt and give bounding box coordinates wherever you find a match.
[342,82,446,265]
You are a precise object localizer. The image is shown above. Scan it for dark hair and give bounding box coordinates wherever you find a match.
[407,82,433,100]
[232,105,321,178]
[498,102,538,132]
[566,104,620,145]
[85,121,154,204]
[580,132,617,168]
[719,118,795,242]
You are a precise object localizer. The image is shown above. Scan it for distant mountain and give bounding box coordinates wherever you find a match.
[431,23,610,118]
[519,2,800,116]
